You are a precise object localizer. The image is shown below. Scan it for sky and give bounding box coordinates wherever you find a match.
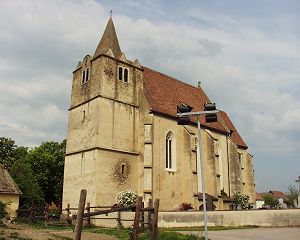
[0,0,299,193]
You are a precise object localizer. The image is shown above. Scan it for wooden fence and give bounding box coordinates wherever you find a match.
[72,189,160,240]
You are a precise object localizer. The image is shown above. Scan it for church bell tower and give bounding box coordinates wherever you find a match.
[62,17,144,208]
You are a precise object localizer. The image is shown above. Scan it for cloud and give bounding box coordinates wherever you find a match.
[0,0,299,190]
[112,4,300,162]
[0,0,107,146]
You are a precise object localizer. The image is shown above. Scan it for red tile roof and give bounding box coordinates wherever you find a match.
[256,192,264,200]
[143,67,248,149]
[219,111,248,149]
[269,191,285,198]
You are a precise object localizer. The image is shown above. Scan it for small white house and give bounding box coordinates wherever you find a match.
[255,192,264,209]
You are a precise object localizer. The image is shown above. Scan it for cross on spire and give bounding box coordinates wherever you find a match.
[110,10,112,17]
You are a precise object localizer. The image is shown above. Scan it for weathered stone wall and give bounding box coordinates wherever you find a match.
[69,209,300,228]
[158,209,300,228]
[228,139,241,196]
[63,54,144,209]
[150,117,241,211]
[240,150,255,203]
[151,115,195,211]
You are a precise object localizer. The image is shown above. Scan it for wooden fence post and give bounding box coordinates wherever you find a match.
[151,199,159,240]
[86,203,91,227]
[30,203,33,223]
[130,196,143,240]
[44,203,49,227]
[74,189,87,240]
[148,199,153,240]
[66,204,71,225]
[117,210,122,229]
[141,202,145,233]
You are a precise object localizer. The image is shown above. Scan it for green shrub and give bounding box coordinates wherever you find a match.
[0,202,7,219]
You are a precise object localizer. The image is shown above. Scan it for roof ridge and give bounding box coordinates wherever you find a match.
[143,66,208,96]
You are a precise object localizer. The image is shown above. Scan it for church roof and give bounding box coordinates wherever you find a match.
[143,67,248,149]
[219,111,248,149]
[94,17,122,59]
[0,164,22,195]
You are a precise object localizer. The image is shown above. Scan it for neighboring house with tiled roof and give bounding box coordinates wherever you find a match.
[0,164,21,217]
[62,17,256,212]
[256,192,265,209]
[269,190,287,205]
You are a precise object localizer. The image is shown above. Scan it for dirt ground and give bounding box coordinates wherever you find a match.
[0,223,117,240]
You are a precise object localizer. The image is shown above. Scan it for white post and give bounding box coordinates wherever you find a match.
[296,176,300,208]
[197,116,208,240]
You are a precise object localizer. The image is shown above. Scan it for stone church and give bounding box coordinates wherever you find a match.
[62,17,255,211]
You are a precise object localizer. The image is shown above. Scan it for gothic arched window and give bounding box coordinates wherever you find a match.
[118,66,123,80]
[165,131,175,170]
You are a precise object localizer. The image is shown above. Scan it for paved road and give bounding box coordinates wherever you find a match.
[180,227,300,240]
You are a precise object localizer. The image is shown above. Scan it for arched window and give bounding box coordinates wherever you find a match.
[124,69,128,82]
[165,131,175,170]
[86,68,90,81]
[118,66,129,83]
[118,66,123,80]
[82,70,86,84]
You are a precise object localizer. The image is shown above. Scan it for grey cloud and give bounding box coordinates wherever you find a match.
[0,0,299,191]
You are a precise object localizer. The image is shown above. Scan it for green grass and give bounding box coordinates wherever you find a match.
[50,235,72,240]
[139,232,203,240]
[8,231,32,240]
[89,227,131,240]
[8,222,256,240]
[89,227,204,240]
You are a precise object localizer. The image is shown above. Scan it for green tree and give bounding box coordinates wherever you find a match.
[0,201,7,219]
[0,137,28,171]
[10,160,44,206]
[263,194,279,208]
[25,140,66,205]
[285,185,299,207]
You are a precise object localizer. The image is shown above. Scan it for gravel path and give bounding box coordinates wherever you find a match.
[0,223,116,240]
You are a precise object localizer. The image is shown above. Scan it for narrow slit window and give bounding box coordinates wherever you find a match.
[82,70,86,84]
[169,139,172,169]
[124,69,128,83]
[121,163,125,175]
[118,67,123,80]
[86,68,89,81]
[82,110,86,122]
[165,138,168,168]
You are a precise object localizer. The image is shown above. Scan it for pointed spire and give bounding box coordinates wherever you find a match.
[94,16,122,59]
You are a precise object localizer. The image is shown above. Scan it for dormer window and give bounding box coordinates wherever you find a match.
[82,68,90,84]
[118,66,129,83]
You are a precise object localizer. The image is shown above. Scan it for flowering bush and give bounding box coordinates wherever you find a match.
[234,192,250,209]
[115,190,137,207]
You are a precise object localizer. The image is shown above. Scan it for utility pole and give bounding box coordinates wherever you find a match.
[296,176,300,208]
[177,103,219,240]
